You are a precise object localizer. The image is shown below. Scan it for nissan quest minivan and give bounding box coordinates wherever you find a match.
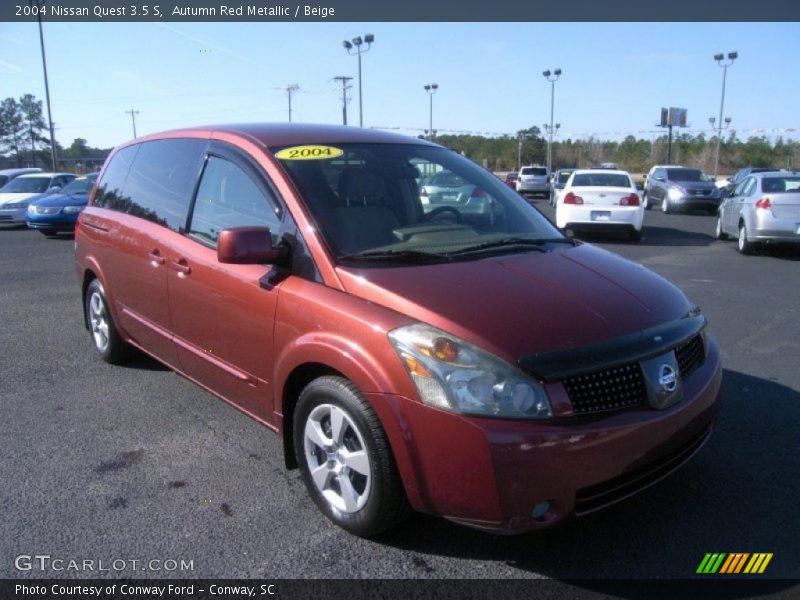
[75,124,721,536]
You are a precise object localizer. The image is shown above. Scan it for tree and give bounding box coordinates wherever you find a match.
[0,98,25,167]
[19,93,49,168]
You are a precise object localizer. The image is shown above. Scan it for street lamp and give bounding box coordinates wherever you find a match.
[424,84,438,139]
[343,33,374,127]
[542,68,562,176]
[712,51,737,179]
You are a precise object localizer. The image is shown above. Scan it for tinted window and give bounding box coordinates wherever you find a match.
[0,176,9,187]
[557,171,573,184]
[667,168,704,182]
[61,174,97,195]
[572,173,631,188]
[93,145,139,209]
[122,139,206,230]
[188,156,282,247]
[520,167,547,176]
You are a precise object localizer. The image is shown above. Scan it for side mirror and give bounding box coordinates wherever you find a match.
[217,226,280,264]
[654,176,665,182]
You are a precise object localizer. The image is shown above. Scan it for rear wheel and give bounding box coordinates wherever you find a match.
[715,215,729,240]
[738,222,755,255]
[294,376,407,537]
[630,228,642,243]
[85,279,129,363]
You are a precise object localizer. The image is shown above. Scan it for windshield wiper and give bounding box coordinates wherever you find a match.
[447,237,572,256]
[339,249,451,264]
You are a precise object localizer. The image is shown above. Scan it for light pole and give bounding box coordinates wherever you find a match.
[32,0,57,170]
[543,123,561,167]
[424,83,438,139]
[542,68,561,175]
[712,51,737,179]
[343,34,374,128]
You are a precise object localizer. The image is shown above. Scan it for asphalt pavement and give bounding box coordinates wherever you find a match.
[1,204,798,584]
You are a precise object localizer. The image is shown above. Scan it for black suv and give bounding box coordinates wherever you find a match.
[643,166,721,215]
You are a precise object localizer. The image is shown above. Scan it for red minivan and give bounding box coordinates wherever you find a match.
[75,124,721,536]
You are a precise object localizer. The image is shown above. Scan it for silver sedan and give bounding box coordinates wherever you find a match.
[716,172,800,254]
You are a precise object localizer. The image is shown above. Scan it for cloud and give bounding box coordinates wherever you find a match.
[0,59,24,73]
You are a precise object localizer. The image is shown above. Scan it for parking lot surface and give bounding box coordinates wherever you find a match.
[1,204,798,581]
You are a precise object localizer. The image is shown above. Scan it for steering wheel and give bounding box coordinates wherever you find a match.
[424,206,463,224]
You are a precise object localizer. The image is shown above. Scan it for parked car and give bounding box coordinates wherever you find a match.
[0,172,76,225]
[555,169,643,241]
[76,124,720,537]
[549,168,576,207]
[0,167,42,188]
[516,165,549,197]
[643,166,721,214]
[26,173,98,236]
[715,171,800,254]
[721,167,780,197]
[503,171,518,188]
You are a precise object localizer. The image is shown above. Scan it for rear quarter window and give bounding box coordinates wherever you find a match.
[92,145,139,209]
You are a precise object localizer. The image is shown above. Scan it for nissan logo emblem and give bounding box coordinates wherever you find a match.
[658,364,678,393]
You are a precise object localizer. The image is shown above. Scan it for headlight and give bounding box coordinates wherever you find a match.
[388,323,552,419]
[667,187,683,200]
[27,205,37,214]
[62,205,83,214]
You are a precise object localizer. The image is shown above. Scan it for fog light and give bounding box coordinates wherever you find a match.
[531,501,550,520]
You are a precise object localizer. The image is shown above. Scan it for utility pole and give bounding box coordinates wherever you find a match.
[333,76,353,125]
[34,0,58,171]
[712,51,737,179]
[125,109,139,138]
[283,84,299,123]
[424,84,438,139]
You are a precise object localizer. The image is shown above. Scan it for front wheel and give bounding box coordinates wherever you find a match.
[294,376,407,537]
[662,198,671,214]
[85,279,130,363]
[642,192,650,210]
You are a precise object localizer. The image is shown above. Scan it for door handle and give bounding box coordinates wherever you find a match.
[172,259,192,278]
[148,250,166,267]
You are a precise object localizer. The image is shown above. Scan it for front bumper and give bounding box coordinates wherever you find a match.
[26,212,79,231]
[381,337,722,534]
[670,196,721,210]
[0,206,28,224]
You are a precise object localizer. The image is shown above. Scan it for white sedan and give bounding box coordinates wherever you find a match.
[555,169,644,242]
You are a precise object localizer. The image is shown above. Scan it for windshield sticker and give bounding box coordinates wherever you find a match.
[275,145,344,160]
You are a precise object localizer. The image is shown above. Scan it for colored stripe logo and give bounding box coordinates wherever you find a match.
[697,553,773,574]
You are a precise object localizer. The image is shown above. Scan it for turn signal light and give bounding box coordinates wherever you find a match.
[563,192,583,205]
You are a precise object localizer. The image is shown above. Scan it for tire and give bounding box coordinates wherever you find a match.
[85,279,129,363]
[643,192,650,210]
[629,228,642,243]
[293,376,408,537]
[737,222,755,255]
[661,197,671,214]
[715,215,729,240]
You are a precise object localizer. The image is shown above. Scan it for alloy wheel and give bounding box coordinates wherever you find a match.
[89,292,110,352]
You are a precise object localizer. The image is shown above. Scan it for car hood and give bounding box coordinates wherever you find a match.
[0,192,40,205]
[336,243,693,363]
[30,192,89,207]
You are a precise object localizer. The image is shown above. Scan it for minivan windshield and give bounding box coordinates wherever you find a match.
[274,143,565,263]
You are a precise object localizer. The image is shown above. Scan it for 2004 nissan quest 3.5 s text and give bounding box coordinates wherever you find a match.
[75,124,721,536]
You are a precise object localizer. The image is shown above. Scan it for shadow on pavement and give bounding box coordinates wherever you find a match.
[373,369,799,588]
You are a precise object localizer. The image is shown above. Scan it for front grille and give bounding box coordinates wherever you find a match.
[562,362,646,415]
[676,334,705,379]
[688,189,712,196]
[574,424,712,515]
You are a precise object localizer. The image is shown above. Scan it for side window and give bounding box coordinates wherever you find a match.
[122,139,206,230]
[653,168,664,180]
[93,145,139,209]
[736,178,754,197]
[187,156,282,247]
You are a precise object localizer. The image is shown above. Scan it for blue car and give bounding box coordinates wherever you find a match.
[26,173,98,236]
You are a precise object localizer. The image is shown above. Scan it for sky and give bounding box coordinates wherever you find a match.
[1,21,799,150]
